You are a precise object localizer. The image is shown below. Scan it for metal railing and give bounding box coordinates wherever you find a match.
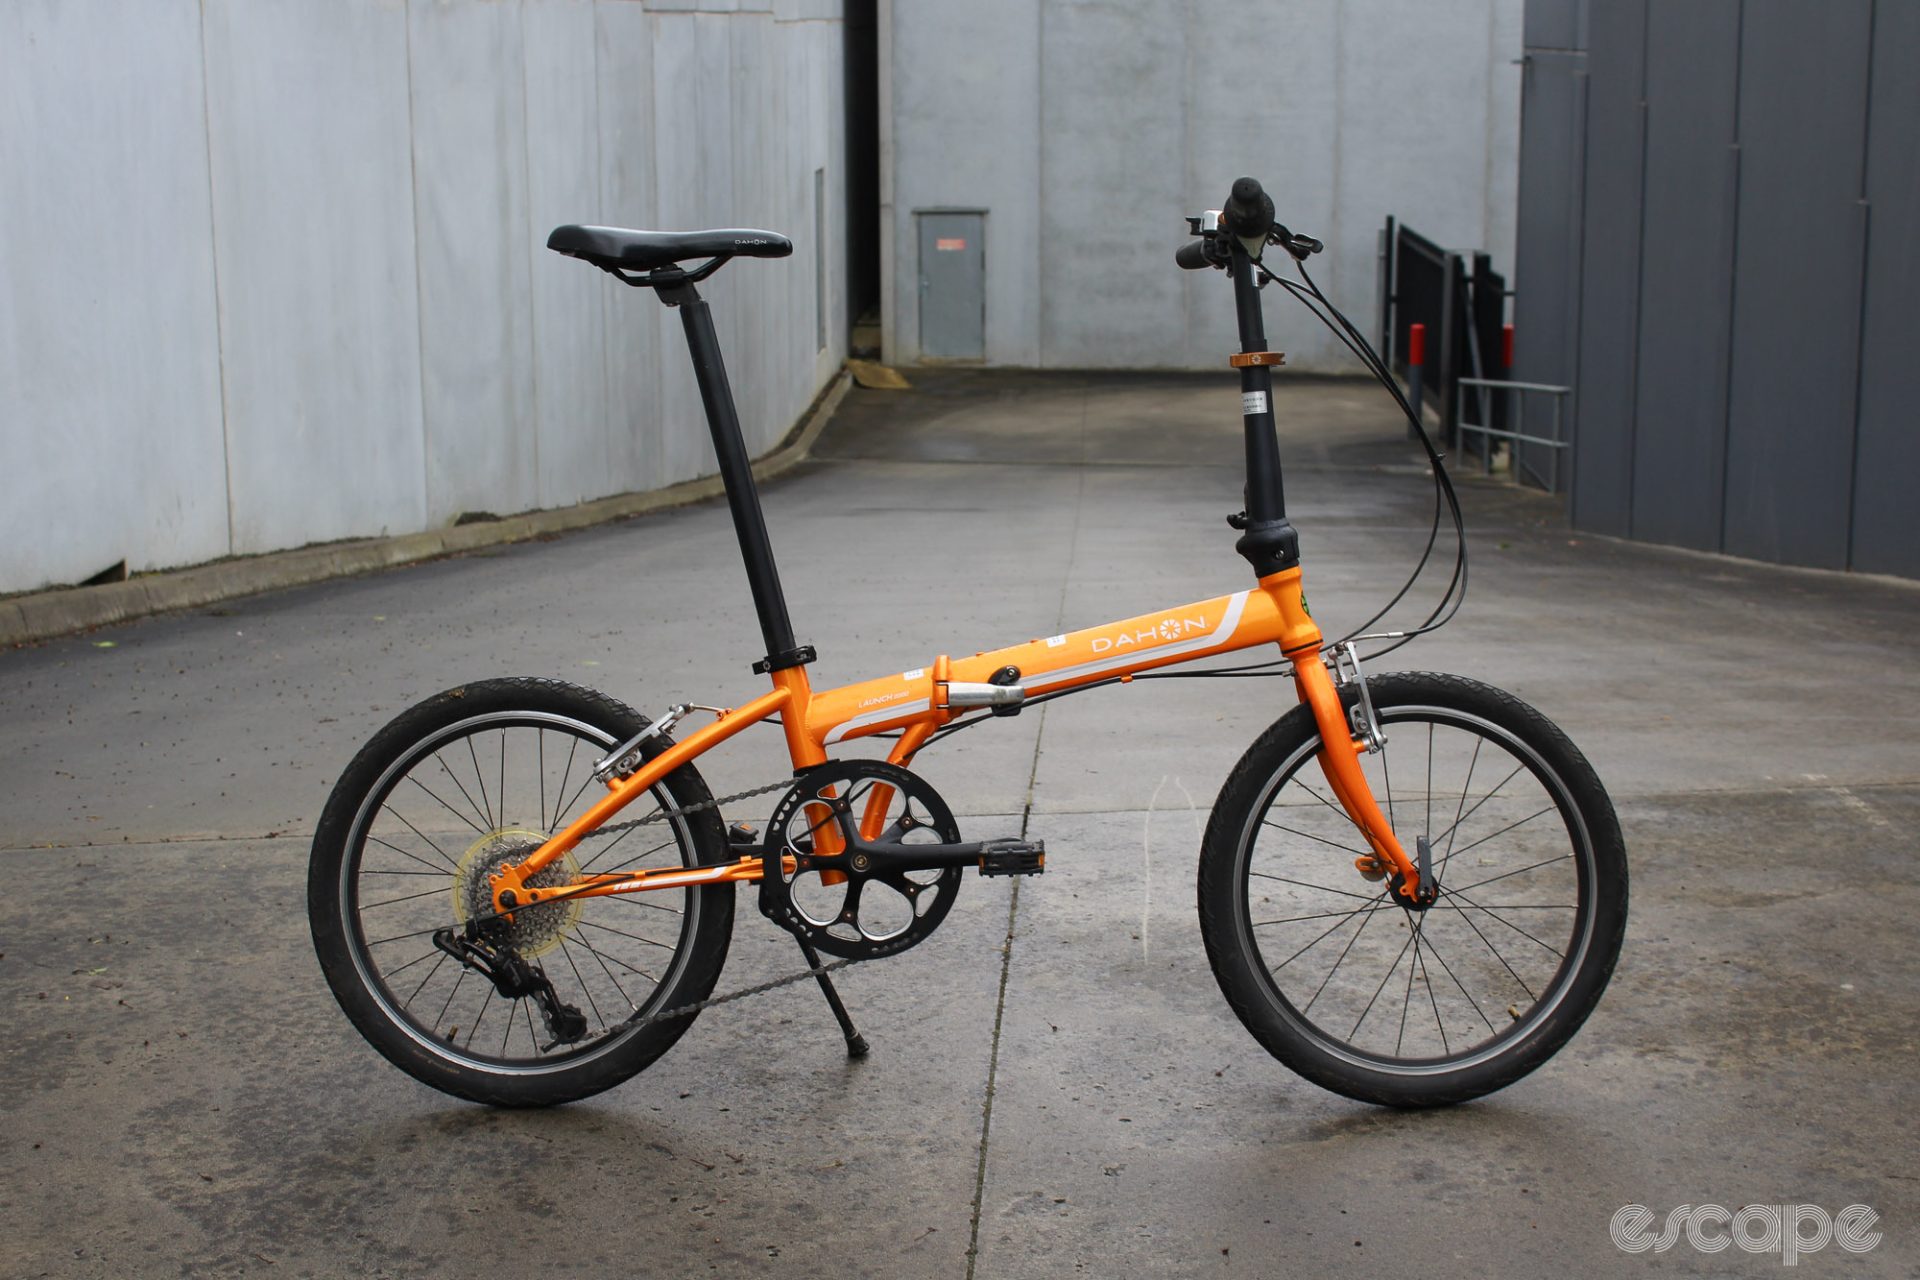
[1455,378,1572,493]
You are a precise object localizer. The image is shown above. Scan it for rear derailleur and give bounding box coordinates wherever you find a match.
[431,922,589,1049]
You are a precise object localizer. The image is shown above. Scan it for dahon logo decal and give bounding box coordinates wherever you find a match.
[1089,615,1207,654]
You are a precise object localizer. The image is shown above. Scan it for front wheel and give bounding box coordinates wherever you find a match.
[1198,672,1626,1107]
[309,678,735,1106]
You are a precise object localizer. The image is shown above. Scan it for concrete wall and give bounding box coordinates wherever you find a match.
[880,0,1522,370]
[0,0,848,596]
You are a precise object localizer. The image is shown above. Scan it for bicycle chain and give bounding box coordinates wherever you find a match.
[573,771,874,1040]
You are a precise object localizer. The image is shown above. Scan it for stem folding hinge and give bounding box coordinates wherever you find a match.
[1330,642,1386,753]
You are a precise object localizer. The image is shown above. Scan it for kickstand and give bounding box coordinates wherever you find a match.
[796,935,869,1058]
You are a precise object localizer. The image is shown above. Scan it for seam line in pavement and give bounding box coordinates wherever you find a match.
[967,411,1090,1276]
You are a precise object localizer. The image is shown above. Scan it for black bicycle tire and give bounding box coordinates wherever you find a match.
[1197,671,1627,1107]
[309,677,734,1106]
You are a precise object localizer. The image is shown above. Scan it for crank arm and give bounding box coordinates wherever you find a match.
[807,838,1005,875]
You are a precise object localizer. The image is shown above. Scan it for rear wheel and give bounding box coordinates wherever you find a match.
[1198,672,1626,1107]
[309,678,734,1106]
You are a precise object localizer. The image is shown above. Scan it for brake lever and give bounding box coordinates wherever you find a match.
[1268,224,1325,261]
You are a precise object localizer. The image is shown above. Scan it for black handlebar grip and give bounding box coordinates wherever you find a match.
[1222,176,1275,242]
[1175,239,1212,270]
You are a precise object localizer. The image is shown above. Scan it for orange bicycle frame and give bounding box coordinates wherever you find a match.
[492,566,1417,913]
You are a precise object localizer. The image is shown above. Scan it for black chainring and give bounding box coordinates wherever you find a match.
[759,760,963,960]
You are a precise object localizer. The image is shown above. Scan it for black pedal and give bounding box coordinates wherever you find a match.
[978,838,1046,877]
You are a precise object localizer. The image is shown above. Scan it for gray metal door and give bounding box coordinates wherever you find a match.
[917,211,984,360]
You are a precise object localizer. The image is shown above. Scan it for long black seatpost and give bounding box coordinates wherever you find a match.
[661,281,806,670]
[1228,243,1301,576]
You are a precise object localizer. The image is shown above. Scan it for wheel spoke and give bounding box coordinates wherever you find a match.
[1444,854,1573,897]
[1431,762,1527,853]
[1300,889,1388,1015]
[437,752,493,833]
[1437,805,1557,873]
[1259,818,1368,857]
[578,826,672,874]
[466,737,494,830]
[576,915,679,951]
[1251,905,1386,928]
[1415,926,1498,1035]
[566,934,635,1012]
[1272,897,1394,972]
[360,885,451,911]
[1439,888,1568,959]
[1438,893,1538,1001]
[408,773,488,837]
[1396,915,1424,1056]
[559,939,607,1029]
[367,832,457,874]
[402,951,448,1009]
[1248,871,1383,903]
[1347,924,1418,1040]
[364,924,447,948]
[568,932,662,982]
[1417,927,1450,1056]
[551,735,581,832]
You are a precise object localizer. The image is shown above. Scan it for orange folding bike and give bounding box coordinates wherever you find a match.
[311,178,1626,1109]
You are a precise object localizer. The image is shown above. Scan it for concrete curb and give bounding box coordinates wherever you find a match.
[3,371,852,648]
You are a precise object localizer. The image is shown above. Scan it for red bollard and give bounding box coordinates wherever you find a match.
[1405,322,1426,437]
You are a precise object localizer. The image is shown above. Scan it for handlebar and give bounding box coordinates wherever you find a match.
[1175,176,1323,269]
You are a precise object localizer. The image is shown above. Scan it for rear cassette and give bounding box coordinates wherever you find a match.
[760,761,962,959]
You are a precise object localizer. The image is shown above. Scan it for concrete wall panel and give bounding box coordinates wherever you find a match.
[202,0,427,554]
[598,2,667,499]
[0,0,229,587]
[1849,1,1920,579]
[408,0,538,525]
[1629,0,1738,552]
[1039,0,1188,368]
[524,0,615,510]
[1511,49,1584,393]
[1184,2,1338,367]
[884,0,1041,366]
[1566,0,1643,537]
[1722,0,1871,569]
[1332,0,1514,364]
